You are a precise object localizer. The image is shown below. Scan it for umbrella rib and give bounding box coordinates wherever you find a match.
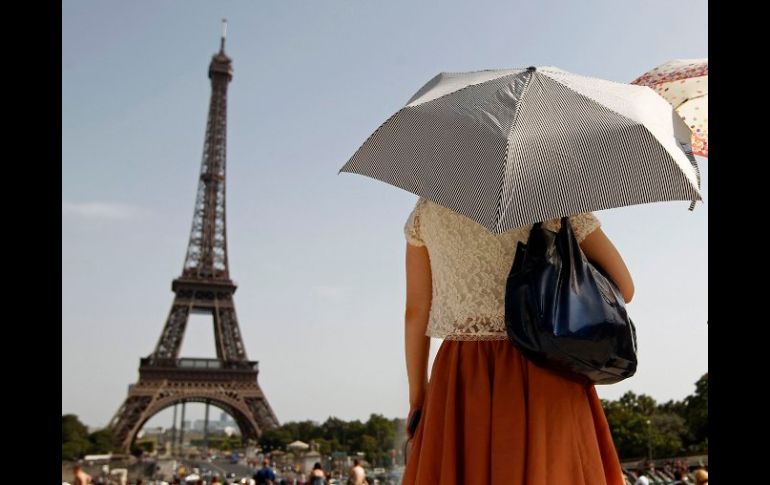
[407,70,527,108]
[495,70,536,233]
[338,106,408,175]
[543,72,701,200]
[342,70,528,175]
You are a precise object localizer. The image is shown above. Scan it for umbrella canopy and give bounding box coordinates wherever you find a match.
[631,58,707,157]
[287,440,310,450]
[339,66,701,234]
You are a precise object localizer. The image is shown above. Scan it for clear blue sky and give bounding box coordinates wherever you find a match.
[62,0,707,429]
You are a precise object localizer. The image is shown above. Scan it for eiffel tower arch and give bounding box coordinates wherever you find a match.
[109,22,279,452]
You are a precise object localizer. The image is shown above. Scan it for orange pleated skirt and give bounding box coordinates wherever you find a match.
[402,339,625,485]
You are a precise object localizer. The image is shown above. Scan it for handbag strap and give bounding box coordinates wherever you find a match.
[556,216,588,277]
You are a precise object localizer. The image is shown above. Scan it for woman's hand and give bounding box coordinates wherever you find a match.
[579,228,635,303]
[406,403,423,439]
[407,381,427,439]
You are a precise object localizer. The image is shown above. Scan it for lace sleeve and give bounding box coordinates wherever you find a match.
[542,212,601,243]
[404,197,427,247]
[569,212,601,242]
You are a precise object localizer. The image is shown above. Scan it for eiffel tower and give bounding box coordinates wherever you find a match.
[110,21,279,452]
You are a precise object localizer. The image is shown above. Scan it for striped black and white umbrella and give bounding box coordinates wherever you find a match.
[338,66,702,234]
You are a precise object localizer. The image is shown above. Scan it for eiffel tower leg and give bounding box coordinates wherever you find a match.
[152,303,191,361]
[179,402,187,451]
[203,402,210,452]
[110,382,167,452]
[213,299,246,361]
[110,376,279,453]
[244,397,280,431]
[171,403,178,456]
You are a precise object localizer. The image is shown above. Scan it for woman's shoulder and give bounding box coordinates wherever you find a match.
[541,212,601,242]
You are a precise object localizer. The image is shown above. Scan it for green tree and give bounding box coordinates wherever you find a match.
[326,437,343,453]
[618,391,657,416]
[88,428,115,454]
[62,415,90,460]
[311,437,334,456]
[682,373,708,451]
[257,414,400,463]
[259,427,293,452]
[658,398,686,416]
[651,413,687,456]
[62,415,88,444]
[366,414,396,451]
[602,396,651,459]
[602,375,708,460]
[347,419,365,451]
[360,435,378,456]
[218,435,243,451]
[131,440,155,456]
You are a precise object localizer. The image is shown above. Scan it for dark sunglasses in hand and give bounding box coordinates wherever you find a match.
[408,408,422,436]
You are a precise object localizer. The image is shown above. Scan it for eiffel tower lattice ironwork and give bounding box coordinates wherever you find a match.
[109,22,279,452]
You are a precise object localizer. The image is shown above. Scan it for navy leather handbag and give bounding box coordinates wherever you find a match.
[504,217,637,384]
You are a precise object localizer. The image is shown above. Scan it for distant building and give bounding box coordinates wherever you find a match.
[142,426,165,437]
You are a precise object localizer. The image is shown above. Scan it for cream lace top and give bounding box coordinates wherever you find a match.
[404,197,601,340]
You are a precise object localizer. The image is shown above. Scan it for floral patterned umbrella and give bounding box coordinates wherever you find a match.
[632,58,707,157]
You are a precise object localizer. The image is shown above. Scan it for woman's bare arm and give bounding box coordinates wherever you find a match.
[579,228,635,303]
[405,242,432,410]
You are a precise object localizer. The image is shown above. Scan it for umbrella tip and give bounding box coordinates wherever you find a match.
[527,66,536,72]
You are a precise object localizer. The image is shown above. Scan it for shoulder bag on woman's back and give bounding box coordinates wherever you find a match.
[504,217,637,384]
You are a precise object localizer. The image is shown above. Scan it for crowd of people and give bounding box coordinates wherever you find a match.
[250,457,369,485]
[65,457,372,485]
[67,458,710,485]
[628,465,708,485]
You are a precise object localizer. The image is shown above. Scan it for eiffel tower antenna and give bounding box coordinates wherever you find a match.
[220,18,227,52]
